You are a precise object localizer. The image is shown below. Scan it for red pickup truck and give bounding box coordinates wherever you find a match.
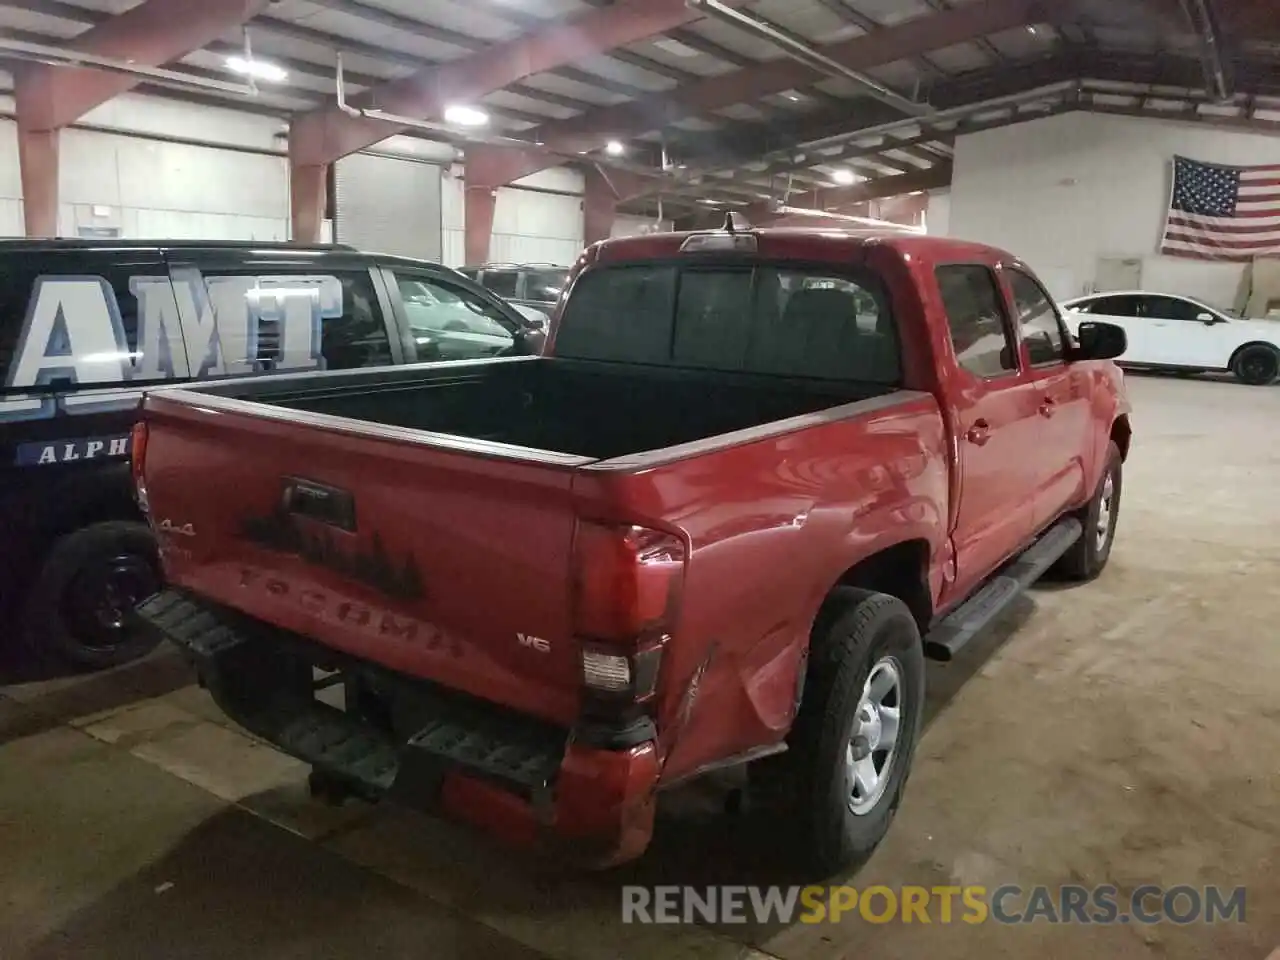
[134,223,1131,873]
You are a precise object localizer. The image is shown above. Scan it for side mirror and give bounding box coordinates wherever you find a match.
[1196,312,1217,325]
[1073,320,1127,361]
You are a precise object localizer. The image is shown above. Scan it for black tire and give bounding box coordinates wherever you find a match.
[750,587,925,876]
[1053,442,1122,581]
[1232,345,1279,386]
[23,521,162,670]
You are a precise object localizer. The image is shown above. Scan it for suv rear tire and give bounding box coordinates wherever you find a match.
[24,521,162,670]
[750,587,925,875]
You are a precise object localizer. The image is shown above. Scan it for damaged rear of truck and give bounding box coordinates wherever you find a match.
[134,226,1131,871]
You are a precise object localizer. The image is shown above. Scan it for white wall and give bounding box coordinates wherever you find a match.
[924,189,950,237]
[612,213,674,237]
[57,127,288,240]
[0,92,599,260]
[442,164,585,267]
[947,111,1280,308]
[0,119,21,236]
[0,93,289,240]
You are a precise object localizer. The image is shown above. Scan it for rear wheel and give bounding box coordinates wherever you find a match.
[750,588,925,875]
[1232,345,1279,386]
[24,521,162,669]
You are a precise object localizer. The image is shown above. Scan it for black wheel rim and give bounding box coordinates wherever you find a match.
[1242,353,1277,383]
[63,552,159,650]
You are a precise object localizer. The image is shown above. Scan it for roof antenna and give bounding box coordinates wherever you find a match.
[722,210,736,233]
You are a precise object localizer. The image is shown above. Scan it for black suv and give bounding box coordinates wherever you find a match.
[0,239,544,669]
[458,263,569,317]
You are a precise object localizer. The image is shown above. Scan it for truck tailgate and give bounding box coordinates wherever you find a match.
[138,391,589,726]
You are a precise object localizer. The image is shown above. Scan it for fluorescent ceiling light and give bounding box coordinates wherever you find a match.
[605,140,625,156]
[225,56,287,83]
[831,168,856,185]
[654,38,700,58]
[444,105,489,127]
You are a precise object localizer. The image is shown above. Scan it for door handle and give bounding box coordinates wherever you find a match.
[965,419,991,446]
[1039,396,1057,418]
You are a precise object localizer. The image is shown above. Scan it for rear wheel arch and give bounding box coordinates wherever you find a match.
[7,470,144,596]
[36,482,144,556]
[829,539,934,633]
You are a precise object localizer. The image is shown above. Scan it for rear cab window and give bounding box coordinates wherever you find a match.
[553,262,899,384]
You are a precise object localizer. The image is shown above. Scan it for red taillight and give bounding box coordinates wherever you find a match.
[130,420,149,512]
[573,521,686,704]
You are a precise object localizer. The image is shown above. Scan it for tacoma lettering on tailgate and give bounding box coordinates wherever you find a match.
[237,568,462,656]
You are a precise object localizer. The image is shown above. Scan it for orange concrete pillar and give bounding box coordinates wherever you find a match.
[17,126,59,238]
[465,185,497,265]
[583,167,618,245]
[290,160,328,243]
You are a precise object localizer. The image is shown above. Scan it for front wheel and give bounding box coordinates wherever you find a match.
[24,521,162,670]
[1232,345,1279,386]
[750,588,925,875]
[1054,441,1122,581]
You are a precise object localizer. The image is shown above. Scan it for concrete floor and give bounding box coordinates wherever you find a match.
[2,373,1278,960]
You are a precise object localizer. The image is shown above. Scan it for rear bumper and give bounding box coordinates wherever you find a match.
[136,590,659,867]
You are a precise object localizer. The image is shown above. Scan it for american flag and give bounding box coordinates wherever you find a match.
[1161,155,1280,261]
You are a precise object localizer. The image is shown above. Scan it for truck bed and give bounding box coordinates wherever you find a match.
[185,357,888,462]
[138,355,920,728]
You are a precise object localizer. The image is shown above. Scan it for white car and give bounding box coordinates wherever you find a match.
[1061,291,1280,386]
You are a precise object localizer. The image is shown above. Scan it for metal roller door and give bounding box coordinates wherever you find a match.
[334,152,443,261]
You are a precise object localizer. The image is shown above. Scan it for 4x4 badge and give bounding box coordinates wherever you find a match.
[157,519,196,538]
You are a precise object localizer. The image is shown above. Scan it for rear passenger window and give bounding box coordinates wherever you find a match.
[392,271,515,363]
[0,254,178,397]
[176,268,393,375]
[1008,269,1064,365]
[0,258,48,389]
[1090,295,1141,318]
[936,265,1017,378]
[481,270,519,299]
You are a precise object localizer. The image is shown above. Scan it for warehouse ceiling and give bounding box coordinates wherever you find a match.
[1,0,1278,217]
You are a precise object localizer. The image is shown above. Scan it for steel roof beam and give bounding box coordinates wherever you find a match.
[463,0,1061,188]
[14,0,270,131]
[288,0,747,167]
[744,163,953,219]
